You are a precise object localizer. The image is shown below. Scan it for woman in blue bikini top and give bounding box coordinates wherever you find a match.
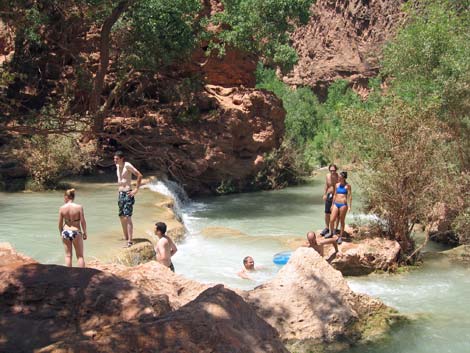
[328,171,352,243]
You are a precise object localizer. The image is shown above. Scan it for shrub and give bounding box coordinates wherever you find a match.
[16,134,97,190]
[344,98,458,258]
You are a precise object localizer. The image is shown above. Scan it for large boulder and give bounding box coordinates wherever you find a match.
[1,244,400,353]
[0,244,287,353]
[284,231,401,276]
[331,237,401,275]
[39,285,289,353]
[0,262,169,352]
[244,248,399,352]
[89,260,210,309]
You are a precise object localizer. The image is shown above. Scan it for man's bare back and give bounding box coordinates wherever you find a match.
[154,222,177,271]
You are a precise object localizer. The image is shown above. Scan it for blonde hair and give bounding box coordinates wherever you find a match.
[64,188,76,200]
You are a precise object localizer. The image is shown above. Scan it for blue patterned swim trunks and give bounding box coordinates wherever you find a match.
[118,191,135,217]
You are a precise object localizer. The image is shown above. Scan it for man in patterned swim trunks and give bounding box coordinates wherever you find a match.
[114,150,143,247]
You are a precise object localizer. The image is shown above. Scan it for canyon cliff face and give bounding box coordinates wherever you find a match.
[284,0,405,98]
[103,85,286,196]
[0,0,407,194]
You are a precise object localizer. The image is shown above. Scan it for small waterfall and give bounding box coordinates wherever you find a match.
[147,178,190,221]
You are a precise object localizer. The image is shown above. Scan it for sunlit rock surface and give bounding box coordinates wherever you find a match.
[0,243,399,352]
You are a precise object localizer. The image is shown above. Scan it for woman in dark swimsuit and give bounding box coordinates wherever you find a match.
[328,171,352,243]
[58,189,87,267]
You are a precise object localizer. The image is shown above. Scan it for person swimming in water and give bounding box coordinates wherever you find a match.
[58,188,87,268]
[238,256,263,280]
[325,171,352,243]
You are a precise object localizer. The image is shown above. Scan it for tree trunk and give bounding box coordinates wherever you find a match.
[89,0,135,133]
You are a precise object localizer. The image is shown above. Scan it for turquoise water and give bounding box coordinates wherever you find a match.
[0,179,163,264]
[346,259,470,353]
[1,175,469,352]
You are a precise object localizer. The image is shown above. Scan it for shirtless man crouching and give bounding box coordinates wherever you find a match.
[304,231,339,261]
[114,150,143,248]
[154,222,178,272]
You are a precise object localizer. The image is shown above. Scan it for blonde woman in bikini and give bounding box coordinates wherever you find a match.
[58,188,87,267]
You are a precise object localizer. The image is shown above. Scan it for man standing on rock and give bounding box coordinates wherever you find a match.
[114,150,143,248]
[154,222,178,272]
[320,164,339,236]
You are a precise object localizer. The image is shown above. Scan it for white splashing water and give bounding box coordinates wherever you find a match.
[146,179,190,221]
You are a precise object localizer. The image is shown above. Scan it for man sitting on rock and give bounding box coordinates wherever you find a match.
[303,231,339,262]
[154,222,178,272]
[238,256,262,280]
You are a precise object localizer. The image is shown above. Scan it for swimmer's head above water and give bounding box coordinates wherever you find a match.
[243,256,255,271]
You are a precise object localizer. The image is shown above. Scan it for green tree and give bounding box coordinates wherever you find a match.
[382,0,470,171]
[344,99,457,259]
[207,0,314,71]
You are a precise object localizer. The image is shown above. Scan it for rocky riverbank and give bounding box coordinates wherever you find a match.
[0,243,404,353]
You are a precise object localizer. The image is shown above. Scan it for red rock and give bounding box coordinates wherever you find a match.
[103,85,286,196]
[0,262,168,352]
[0,242,36,267]
[244,247,398,351]
[38,285,289,353]
[331,237,401,275]
[284,0,406,98]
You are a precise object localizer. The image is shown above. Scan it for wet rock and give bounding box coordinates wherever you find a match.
[116,241,156,266]
[440,245,470,263]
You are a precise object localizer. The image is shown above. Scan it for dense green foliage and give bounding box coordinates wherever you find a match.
[124,0,202,70]
[256,65,363,169]
[255,0,469,254]
[208,0,313,71]
[0,0,314,188]
[381,0,470,170]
